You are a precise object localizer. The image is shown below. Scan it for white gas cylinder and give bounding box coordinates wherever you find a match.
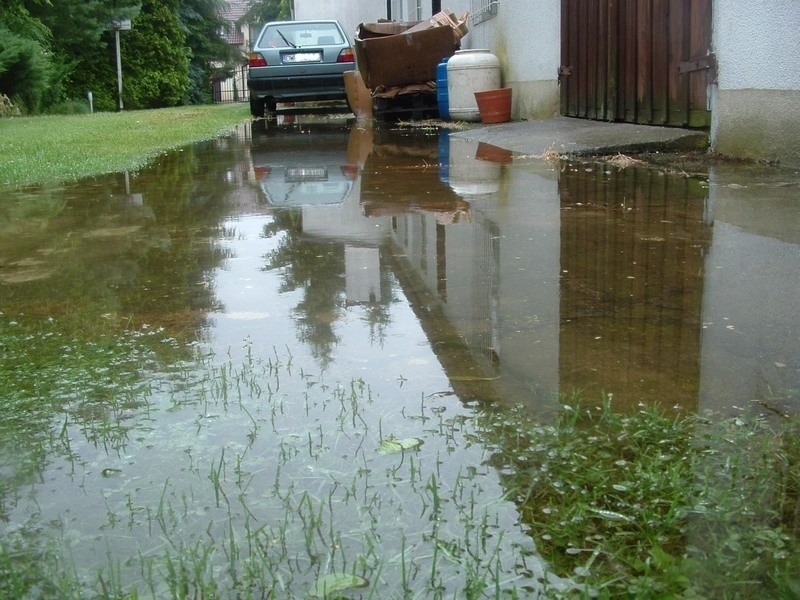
[446,49,501,122]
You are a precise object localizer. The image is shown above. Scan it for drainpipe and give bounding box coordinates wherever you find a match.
[386,0,391,20]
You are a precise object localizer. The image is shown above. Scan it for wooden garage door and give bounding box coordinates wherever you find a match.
[560,0,713,127]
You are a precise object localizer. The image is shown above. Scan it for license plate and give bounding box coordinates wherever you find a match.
[286,167,327,181]
[282,52,321,63]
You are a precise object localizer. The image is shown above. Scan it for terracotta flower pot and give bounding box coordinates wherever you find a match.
[474,87,512,124]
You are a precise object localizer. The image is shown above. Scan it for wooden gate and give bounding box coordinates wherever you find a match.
[560,0,713,127]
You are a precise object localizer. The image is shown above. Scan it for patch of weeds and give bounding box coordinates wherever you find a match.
[476,397,800,598]
[395,118,475,131]
[602,152,647,169]
[0,532,87,599]
[686,415,800,597]
[623,150,764,176]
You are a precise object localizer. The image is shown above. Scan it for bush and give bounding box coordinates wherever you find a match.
[45,99,92,115]
[122,0,190,109]
[184,64,213,105]
[0,26,50,113]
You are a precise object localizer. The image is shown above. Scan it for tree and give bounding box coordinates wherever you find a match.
[179,0,240,104]
[0,25,49,112]
[122,0,190,108]
[27,0,140,110]
[30,0,140,57]
[4,0,239,112]
[1,0,49,43]
[0,1,50,113]
[238,0,292,29]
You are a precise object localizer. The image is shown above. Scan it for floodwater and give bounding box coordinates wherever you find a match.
[1,114,798,596]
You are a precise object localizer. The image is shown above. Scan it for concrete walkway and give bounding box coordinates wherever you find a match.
[452,116,708,157]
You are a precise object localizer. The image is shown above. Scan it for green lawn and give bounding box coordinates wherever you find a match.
[0,104,250,190]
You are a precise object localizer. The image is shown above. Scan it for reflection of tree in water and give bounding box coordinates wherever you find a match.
[117,138,254,333]
[0,140,243,341]
[262,210,345,368]
[361,288,392,350]
[262,210,398,365]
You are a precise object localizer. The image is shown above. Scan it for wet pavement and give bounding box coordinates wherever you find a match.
[453,115,708,157]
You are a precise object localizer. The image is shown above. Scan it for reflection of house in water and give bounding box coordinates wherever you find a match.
[252,121,724,414]
[362,132,506,404]
[249,120,504,396]
[699,168,800,416]
[557,167,712,411]
[345,246,381,303]
[381,131,714,413]
[360,131,474,303]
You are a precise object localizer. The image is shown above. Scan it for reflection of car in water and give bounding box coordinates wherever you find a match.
[250,119,358,207]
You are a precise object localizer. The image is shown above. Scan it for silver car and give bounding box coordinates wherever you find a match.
[247,20,355,117]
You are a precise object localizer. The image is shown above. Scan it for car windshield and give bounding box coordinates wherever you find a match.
[259,23,344,48]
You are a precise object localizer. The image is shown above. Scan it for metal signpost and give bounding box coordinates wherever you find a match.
[111,19,132,111]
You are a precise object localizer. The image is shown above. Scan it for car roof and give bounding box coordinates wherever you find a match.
[263,20,342,26]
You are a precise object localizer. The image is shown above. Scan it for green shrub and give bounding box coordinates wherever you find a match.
[45,99,92,115]
[122,0,190,109]
[0,25,50,113]
[184,63,213,105]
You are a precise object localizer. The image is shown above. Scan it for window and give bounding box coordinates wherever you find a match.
[395,0,422,21]
[259,23,344,48]
[470,0,498,25]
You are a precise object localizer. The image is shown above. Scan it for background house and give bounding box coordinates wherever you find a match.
[216,0,254,103]
[290,0,799,166]
[294,1,440,40]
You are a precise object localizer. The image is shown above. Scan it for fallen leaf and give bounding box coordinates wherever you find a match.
[378,437,423,455]
[308,573,368,598]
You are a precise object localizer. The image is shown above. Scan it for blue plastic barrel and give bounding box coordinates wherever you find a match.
[436,58,450,120]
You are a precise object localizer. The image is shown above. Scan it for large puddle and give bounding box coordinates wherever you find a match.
[1,114,798,596]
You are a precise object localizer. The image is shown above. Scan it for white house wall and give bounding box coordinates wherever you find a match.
[294,1,433,43]
[293,1,379,41]
[448,0,561,120]
[711,0,800,166]
[388,0,434,23]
